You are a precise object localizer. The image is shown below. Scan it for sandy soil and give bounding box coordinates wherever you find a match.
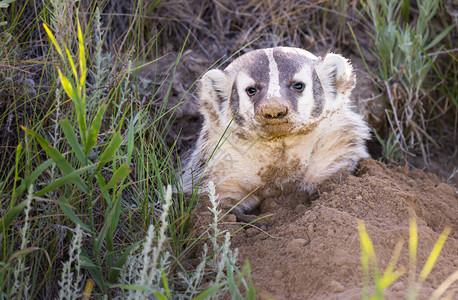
[193,159,458,299]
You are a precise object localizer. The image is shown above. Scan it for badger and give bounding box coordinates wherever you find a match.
[181,47,370,219]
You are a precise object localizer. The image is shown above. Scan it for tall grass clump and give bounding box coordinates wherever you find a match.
[115,183,255,299]
[0,1,257,298]
[358,216,456,299]
[354,0,457,164]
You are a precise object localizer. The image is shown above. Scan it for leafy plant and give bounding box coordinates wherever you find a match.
[17,14,134,294]
[355,0,456,163]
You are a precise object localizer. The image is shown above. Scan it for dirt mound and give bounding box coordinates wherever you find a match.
[193,159,458,299]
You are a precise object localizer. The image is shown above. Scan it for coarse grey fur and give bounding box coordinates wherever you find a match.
[181,47,370,214]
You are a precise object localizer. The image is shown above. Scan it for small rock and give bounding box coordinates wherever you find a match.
[246,228,258,237]
[257,248,267,258]
[436,182,456,197]
[308,213,317,222]
[307,224,315,238]
[334,218,343,226]
[224,214,237,223]
[295,204,307,214]
[326,228,335,237]
[286,238,309,252]
[273,270,283,280]
[329,280,345,292]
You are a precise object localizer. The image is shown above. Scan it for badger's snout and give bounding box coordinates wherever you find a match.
[255,98,291,124]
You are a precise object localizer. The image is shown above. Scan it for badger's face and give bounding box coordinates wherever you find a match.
[199,47,355,138]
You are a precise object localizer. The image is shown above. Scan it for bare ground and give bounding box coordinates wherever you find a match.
[193,159,458,299]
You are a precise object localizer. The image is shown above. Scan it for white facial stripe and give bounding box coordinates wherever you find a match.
[294,65,314,119]
[266,49,281,99]
[236,72,256,118]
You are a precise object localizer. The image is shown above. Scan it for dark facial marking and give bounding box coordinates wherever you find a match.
[311,69,324,118]
[273,48,313,112]
[328,67,338,99]
[244,51,270,110]
[210,79,225,103]
[229,81,244,125]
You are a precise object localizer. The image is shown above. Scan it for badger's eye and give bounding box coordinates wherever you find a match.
[292,82,305,92]
[246,87,257,96]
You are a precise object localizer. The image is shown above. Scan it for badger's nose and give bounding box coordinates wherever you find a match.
[257,102,289,121]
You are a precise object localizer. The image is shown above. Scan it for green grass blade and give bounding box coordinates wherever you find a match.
[379,267,405,291]
[244,260,256,300]
[105,164,130,192]
[126,115,136,166]
[58,198,93,233]
[409,216,418,286]
[95,132,122,172]
[110,191,122,234]
[76,12,86,79]
[80,252,98,268]
[108,242,140,283]
[161,269,171,299]
[80,251,106,293]
[424,24,455,50]
[85,263,106,293]
[153,292,168,300]
[11,142,22,205]
[226,256,243,300]
[96,173,111,205]
[16,159,53,198]
[192,282,226,300]
[64,46,78,80]
[381,239,404,276]
[419,226,451,282]
[35,164,93,197]
[60,119,86,165]
[348,22,371,75]
[95,195,122,254]
[0,199,28,233]
[42,22,64,59]
[358,221,372,300]
[58,69,78,101]
[21,126,88,193]
[85,103,107,156]
[79,68,87,94]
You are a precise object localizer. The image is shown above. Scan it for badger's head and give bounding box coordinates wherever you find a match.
[199,47,355,138]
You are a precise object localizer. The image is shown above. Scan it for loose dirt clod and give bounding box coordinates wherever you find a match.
[193,159,458,299]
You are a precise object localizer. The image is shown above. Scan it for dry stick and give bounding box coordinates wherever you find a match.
[454,109,457,146]
[384,80,408,150]
[409,120,440,149]
[414,127,429,167]
[384,109,410,155]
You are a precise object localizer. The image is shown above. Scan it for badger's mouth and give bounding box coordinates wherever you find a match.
[259,121,295,137]
[256,117,321,138]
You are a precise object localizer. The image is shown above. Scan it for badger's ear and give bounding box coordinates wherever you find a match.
[199,69,232,103]
[315,53,355,99]
[198,69,232,124]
